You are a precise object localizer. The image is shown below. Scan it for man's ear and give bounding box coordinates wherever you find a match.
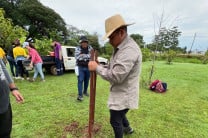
[120,29,125,38]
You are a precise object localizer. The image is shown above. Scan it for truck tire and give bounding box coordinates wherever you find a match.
[50,65,57,75]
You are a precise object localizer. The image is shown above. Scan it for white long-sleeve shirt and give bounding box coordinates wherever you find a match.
[96,36,142,110]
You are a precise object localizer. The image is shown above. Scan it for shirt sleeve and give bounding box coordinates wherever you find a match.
[96,48,136,84]
[0,59,13,84]
[75,46,81,60]
[75,46,93,61]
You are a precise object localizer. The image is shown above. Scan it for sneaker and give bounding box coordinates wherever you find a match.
[26,77,30,80]
[15,76,21,80]
[29,78,35,82]
[83,93,89,96]
[21,77,25,80]
[77,96,83,101]
[41,79,45,82]
[123,126,134,134]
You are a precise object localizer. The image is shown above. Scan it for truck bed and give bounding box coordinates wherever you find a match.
[23,56,57,71]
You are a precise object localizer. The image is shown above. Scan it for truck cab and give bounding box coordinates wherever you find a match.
[62,46,76,70]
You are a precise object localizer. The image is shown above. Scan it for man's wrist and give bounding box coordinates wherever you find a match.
[10,87,19,91]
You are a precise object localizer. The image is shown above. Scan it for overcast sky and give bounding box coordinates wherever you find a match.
[40,0,208,51]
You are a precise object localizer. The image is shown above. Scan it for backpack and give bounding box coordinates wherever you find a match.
[149,80,167,93]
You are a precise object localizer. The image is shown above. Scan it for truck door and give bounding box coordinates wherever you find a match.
[63,47,76,70]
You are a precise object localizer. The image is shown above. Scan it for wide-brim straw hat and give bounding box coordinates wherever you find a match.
[103,14,134,40]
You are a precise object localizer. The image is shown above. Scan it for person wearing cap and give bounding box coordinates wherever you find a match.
[13,39,29,80]
[22,42,45,82]
[0,58,24,137]
[75,36,93,101]
[88,14,142,137]
[51,41,63,75]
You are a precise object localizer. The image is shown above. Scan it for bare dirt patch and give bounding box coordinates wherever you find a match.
[62,121,102,138]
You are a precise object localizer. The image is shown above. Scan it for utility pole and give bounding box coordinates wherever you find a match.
[188,33,196,54]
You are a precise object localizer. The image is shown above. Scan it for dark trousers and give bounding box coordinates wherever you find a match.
[0,104,12,138]
[55,58,63,75]
[110,109,129,138]
[7,56,17,77]
[17,60,29,78]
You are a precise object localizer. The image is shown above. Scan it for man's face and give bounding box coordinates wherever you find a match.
[80,41,88,48]
[109,29,121,47]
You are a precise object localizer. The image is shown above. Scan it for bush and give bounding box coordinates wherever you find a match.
[174,54,206,64]
[141,48,151,62]
[164,50,176,64]
[35,38,53,55]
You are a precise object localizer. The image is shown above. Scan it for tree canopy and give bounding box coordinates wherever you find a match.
[0,0,67,40]
[150,26,182,52]
[0,8,27,49]
[130,34,145,48]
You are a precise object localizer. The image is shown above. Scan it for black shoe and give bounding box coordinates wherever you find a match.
[123,126,134,134]
[77,96,83,101]
[83,93,89,96]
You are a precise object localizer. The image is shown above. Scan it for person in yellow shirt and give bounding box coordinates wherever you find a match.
[13,40,29,80]
[0,47,7,65]
[0,47,5,58]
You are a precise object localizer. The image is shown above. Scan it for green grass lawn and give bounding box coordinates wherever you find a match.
[10,61,208,138]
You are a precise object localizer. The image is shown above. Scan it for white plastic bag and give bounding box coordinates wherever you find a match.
[75,66,79,76]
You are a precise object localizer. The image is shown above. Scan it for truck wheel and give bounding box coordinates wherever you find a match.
[50,65,57,75]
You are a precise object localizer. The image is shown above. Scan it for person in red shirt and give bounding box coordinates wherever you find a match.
[23,42,45,82]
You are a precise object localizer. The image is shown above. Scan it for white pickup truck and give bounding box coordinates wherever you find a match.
[23,46,108,75]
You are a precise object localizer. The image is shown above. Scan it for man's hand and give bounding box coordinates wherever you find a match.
[12,90,24,103]
[88,61,98,71]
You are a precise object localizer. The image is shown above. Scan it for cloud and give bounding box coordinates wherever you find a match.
[40,0,208,51]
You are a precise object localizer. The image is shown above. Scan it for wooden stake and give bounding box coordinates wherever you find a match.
[88,50,98,138]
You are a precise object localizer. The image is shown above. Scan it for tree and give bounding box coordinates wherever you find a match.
[0,8,27,49]
[87,33,100,52]
[104,42,113,56]
[154,26,181,64]
[153,26,181,52]
[130,34,145,48]
[65,25,90,45]
[0,0,67,41]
